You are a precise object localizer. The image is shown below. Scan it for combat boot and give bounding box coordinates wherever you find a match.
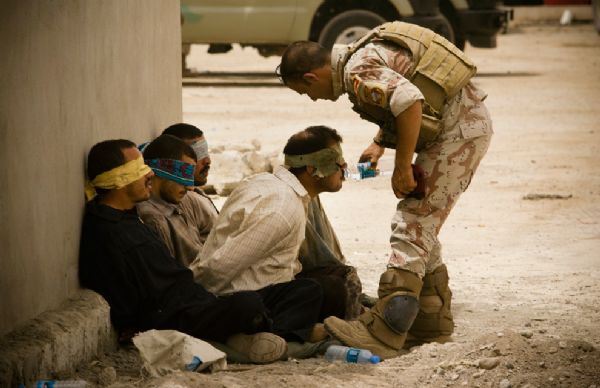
[324,317,400,359]
[409,264,454,340]
[325,268,423,359]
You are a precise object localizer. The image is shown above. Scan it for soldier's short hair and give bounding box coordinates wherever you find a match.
[277,41,330,84]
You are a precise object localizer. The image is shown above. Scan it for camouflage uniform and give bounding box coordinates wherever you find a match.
[329,36,492,343]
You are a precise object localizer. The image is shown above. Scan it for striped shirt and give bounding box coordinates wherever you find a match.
[190,166,310,295]
[137,190,218,267]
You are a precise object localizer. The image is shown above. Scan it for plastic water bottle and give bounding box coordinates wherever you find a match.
[324,345,381,364]
[345,162,379,180]
[24,380,88,388]
[345,158,394,181]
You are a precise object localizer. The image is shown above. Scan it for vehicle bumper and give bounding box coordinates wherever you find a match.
[457,8,513,48]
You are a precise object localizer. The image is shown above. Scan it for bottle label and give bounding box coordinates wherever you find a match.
[346,348,360,363]
[357,162,376,179]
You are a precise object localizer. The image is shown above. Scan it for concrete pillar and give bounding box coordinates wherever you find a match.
[0,0,182,336]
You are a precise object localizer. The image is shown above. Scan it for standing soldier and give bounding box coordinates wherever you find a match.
[277,22,493,359]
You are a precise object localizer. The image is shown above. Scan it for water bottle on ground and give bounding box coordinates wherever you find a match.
[324,345,381,364]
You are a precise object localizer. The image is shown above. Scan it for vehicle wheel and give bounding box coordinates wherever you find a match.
[433,15,456,46]
[446,17,465,50]
[182,43,191,73]
[439,0,466,51]
[593,0,600,34]
[318,10,386,50]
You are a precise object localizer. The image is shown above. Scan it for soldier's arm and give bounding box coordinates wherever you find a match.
[391,100,422,198]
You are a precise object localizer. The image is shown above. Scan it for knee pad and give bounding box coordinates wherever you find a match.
[383,294,420,333]
[378,268,423,298]
[357,268,423,349]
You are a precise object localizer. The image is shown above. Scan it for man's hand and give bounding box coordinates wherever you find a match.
[358,142,385,168]
[392,164,417,199]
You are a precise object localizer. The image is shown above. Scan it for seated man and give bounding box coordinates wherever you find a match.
[136,132,214,266]
[161,122,216,209]
[79,139,324,363]
[145,123,363,320]
[191,125,349,322]
[298,196,363,320]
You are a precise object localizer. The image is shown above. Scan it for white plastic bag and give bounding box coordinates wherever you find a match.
[132,329,227,375]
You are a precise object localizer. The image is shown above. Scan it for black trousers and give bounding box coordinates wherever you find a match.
[257,278,323,342]
[171,289,271,343]
[297,265,350,321]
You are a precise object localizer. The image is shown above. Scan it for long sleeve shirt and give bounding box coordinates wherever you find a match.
[78,201,216,332]
[137,190,218,267]
[190,167,310,295]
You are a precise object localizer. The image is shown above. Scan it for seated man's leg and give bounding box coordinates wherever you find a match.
[297,265,362,320]
[257,278,324,342]
[300,198,364,320]
[175,290,287,363]
[176,290,271,342]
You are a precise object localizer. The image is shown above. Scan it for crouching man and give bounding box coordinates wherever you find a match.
[78,139,319,363]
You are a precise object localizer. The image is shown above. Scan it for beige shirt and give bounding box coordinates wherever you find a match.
[137,190,218,267]
[190,167,310,295]
[298,196,345,270]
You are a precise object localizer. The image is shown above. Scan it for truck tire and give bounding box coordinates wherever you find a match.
[594,0,600,34]
[318,10,386,50]
[439,0,466,50]
[433,15,456,46]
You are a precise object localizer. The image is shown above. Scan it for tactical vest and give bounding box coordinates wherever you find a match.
[338,22,477,151]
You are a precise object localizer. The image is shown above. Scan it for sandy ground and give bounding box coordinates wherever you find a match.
[73,23,600,387]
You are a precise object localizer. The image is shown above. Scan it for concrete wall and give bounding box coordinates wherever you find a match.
[0,0,182,336]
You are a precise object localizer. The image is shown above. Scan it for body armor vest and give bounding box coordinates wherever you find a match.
[337,22,477,151]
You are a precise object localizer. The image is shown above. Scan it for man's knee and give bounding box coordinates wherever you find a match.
[384,294,420,333]
[228,291,271,332]
[291,277,324,302]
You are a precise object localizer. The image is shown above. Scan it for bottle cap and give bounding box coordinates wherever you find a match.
[370,355,381,364]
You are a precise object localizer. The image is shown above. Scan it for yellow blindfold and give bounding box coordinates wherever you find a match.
[85,157,151,201]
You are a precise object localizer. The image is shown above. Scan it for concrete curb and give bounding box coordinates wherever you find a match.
[0,289,117,387]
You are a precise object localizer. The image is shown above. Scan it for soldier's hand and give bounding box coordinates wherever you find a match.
[392,165,417,199]
[358,142,385,169]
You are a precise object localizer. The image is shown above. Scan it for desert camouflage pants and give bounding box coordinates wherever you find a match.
[388,91,492,277]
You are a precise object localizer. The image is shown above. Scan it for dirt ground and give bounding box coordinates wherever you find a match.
[74,23,600,387]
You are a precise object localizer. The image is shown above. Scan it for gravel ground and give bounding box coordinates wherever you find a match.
[71,23,600,387]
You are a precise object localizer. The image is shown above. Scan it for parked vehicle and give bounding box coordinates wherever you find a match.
[594,0,600,33]
[440,0,513,49]
[181,0,511,68]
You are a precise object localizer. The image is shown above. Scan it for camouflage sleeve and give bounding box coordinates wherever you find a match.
[344,43,424,116]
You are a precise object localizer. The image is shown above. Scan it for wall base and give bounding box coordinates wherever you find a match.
[0,290,117,387]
